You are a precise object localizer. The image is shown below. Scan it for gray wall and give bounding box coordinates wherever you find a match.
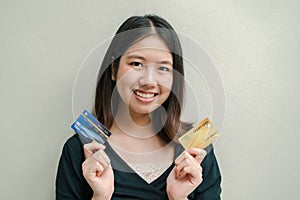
[0,0,299,199]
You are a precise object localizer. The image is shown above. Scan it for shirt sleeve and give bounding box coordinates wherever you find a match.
[55,135,93,200]
[192,146,222,200]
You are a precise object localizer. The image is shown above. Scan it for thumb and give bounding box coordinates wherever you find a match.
[83,141,106,158]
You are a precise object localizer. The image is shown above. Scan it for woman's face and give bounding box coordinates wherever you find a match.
[113,35,173,116]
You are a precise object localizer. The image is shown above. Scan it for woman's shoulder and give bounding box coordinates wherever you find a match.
[60,134,85,161]
[64,134,83,146]
[201,145,219,170]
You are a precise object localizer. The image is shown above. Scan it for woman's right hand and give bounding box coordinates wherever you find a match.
[82,142,114,200]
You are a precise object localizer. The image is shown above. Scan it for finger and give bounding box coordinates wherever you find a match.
[168,167,177,179]
[175,156,201,179]
[187,148,207,163]
[182,165,203,180]
[176,169,187,179]
[175,150,200,167]
[176,158,191,171]
[102,163,114,178]
[175,158,193,179]
[82,158,105,178]
[92,150,111,167]
[174,151,190,165]
[83,142,106,158]
[95,162,105,177]
[175,164,184,179]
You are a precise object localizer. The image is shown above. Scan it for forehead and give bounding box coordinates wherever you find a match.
[124,35,171,56]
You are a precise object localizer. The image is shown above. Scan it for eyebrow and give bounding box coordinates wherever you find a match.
[126,54,173,65]
[126,54,146,61]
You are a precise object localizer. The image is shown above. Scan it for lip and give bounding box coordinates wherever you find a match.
[132,89,158,103]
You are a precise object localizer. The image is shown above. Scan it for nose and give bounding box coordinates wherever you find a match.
[139,65,157,86]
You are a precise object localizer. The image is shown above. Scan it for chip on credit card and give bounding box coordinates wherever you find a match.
[71,110,111,144]
[178,118,220,149]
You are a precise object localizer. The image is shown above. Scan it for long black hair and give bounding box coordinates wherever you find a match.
[93,15,186,142]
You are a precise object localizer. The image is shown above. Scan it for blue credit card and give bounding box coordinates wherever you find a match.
[71,110,111,144]
[82,110,111,137]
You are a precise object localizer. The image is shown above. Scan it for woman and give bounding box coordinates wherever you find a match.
[56,15,221,200]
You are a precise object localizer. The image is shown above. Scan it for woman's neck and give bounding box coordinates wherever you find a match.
[108,102,168,153]
[112,101,154,138]
[111,112,154,139]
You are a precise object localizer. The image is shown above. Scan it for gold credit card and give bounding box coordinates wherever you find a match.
[178,118,219,149]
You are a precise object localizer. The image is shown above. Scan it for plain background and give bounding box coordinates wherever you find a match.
[0,0,299,199]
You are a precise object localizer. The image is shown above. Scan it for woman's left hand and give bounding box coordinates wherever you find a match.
[166,148,207,200]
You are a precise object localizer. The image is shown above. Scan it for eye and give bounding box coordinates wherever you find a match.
[158,66,171,72]
[130,62,143,68]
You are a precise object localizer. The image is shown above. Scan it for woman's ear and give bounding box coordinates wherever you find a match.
[111,57,116,81]
[111,65,116,81]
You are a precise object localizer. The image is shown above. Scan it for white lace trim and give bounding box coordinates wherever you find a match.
[128,161,172,183]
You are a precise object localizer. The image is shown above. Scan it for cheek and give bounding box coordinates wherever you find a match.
[115,69,139,101]
[159,75,173,91]
[159,77,173,102]
[116,69,140,89]
[115,82,132,105]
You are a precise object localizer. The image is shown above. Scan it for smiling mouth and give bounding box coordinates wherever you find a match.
[133,89,158,99]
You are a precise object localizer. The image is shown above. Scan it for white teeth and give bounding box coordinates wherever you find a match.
[136,91,155,98]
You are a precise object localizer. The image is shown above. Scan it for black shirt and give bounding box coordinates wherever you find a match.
[56,134,221,199]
